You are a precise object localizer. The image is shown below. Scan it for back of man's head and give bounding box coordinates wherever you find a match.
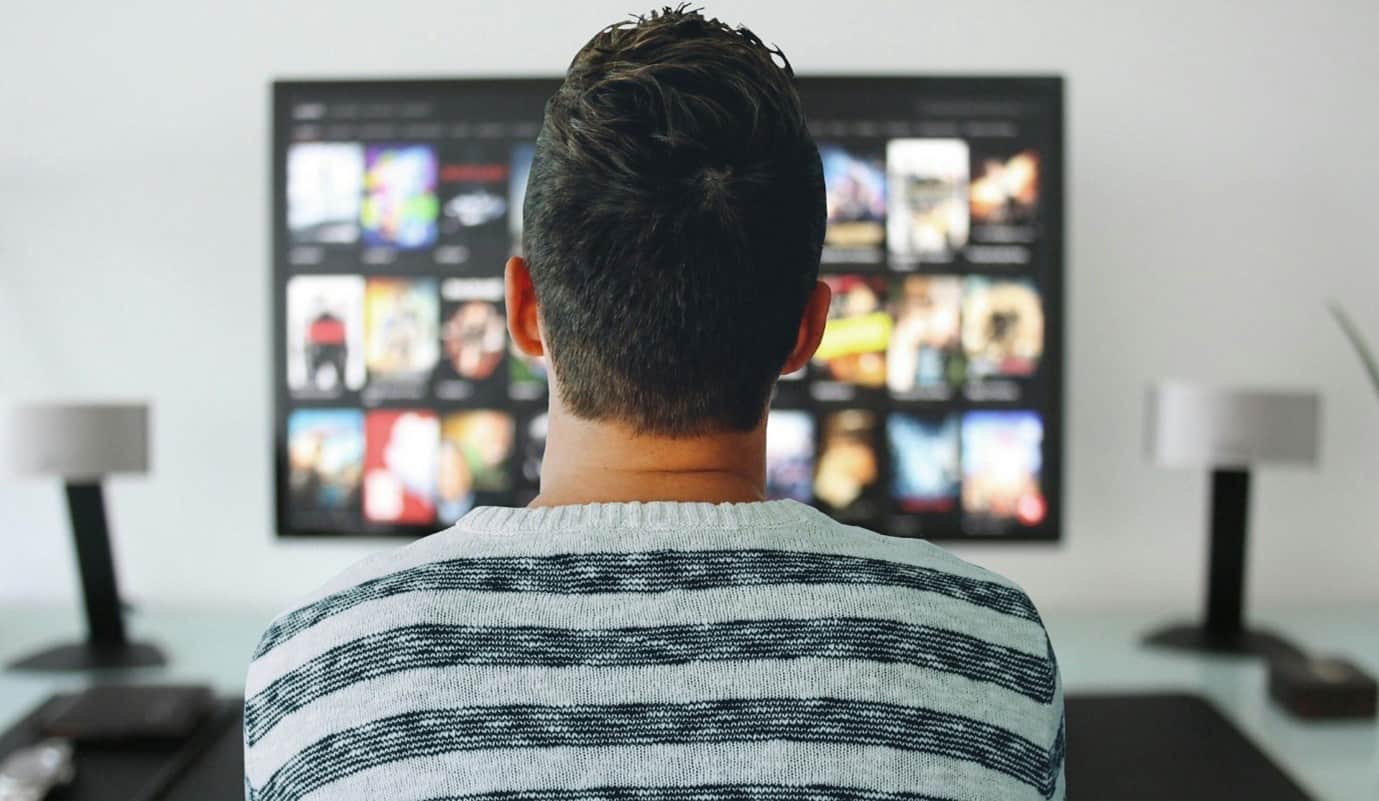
[523,6,825,437]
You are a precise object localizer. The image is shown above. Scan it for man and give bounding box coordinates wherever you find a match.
[245,8,1065,800]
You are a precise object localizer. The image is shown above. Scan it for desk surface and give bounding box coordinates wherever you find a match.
[2,604,1376,801]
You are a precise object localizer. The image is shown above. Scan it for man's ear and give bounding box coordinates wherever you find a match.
[505,256,544,358]
[781,280,831,375]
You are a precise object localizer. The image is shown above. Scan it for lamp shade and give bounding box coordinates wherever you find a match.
[1144,383,1320,469]
[0,402,150,480]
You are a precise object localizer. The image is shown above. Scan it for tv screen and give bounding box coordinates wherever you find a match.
[273,77,1064,541]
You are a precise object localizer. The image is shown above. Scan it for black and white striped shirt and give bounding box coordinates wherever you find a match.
[244,500,1065,801]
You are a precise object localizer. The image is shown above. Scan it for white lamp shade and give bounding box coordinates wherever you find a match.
[1144,383,1320,469]
[0,402,150,480]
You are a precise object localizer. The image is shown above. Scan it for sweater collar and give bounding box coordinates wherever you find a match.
[457,499,822,534]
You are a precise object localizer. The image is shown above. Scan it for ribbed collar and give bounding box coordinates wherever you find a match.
[456,499,823,534]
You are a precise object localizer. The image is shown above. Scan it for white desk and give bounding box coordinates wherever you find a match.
[2,605,1376,800]
[1049,608,1378,801]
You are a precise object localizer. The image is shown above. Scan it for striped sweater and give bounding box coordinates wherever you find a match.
[244,500,1065,801]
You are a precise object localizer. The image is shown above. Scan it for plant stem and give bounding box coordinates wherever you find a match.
[1328,301,1379,403]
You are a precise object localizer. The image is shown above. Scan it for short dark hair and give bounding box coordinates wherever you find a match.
[523,5,825,436]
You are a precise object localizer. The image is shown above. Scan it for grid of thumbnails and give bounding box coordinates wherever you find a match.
[276,85,1059,540]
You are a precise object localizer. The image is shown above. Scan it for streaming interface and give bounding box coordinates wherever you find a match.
[275,78,1063,540]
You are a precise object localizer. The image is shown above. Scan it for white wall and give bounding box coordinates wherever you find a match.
[2,0,1377,614]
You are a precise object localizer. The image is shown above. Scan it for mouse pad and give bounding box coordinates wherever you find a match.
[0,694,243,801]
[1066,692,1314,801]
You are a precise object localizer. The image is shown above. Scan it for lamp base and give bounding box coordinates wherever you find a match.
[1144,623,1304,662]
[7,641,166,672]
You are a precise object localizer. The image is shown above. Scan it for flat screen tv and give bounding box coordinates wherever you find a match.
[273,76,1064,541]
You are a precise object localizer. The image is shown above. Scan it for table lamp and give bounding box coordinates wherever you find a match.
[1,402,165,671]
[1143,383,1320,658]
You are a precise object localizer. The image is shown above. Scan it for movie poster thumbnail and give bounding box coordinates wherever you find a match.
[363,409,439,525]
[960,410,1046,532]
[887,413,960,513]
[286,275,366,398]
[766,410,815,503]
[435,148,512,268]
[437,410,515,524]
[777,336,810,391]
[286,409,364,530]
[961,276,1044,380]
[812,274,891,394]
[287,143,364,245]
[361,145,440,250]
[513,411,549,505]
[508,144,536,257]
[819,144,886,265]
[887,275,964,400]
[970,146,1040,237]
[509,343,549,401]
[363,277,440,400]
[436,277,507,402]
[772,362,810,408]
[814,409,886,522]
[886,139,970,265]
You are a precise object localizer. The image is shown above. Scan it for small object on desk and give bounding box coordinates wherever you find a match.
[0,738,75,801]
[40,684,215,743]
[1268,654,1378,720]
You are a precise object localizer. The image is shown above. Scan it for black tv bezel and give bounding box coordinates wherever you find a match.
[271,75,1066,543]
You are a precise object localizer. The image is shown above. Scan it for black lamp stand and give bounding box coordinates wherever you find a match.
[1144,469,1302,661]
[7,481,166,671]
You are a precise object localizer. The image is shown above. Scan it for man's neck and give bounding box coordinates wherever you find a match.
[530,410,768,508]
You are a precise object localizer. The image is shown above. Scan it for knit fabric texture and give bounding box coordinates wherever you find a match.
[244,499,1066,801]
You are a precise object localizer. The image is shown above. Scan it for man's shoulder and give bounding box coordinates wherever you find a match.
[796,514,1049,628]
[247,505,1054,676]
[305,522,480,602]
[828,517,1024,584]
[811,518,1065,796]
[247,523,475,672]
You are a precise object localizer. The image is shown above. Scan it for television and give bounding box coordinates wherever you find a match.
[273,76,1064,541]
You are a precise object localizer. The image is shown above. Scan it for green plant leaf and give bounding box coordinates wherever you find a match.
[1329,301,1379,402]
